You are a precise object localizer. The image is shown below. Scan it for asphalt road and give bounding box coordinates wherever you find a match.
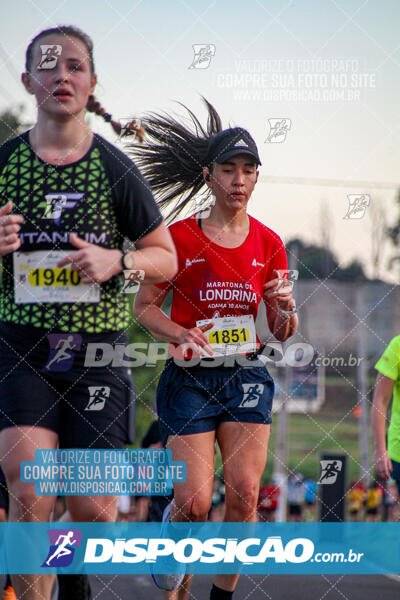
[88,573,400,600]
[3,572,399,598]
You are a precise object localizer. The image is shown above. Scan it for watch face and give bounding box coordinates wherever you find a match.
[123,252,135,270]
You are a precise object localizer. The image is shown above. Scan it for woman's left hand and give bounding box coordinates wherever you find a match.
[57,233,123,283]
[263,268,295,312]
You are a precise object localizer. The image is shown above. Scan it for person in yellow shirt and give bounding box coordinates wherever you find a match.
[347,481,365,521]
[371,336,400,496]
[365,481,382,522]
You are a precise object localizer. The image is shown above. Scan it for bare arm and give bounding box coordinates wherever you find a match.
[58,223,178,284]
[134,497,150,522]
[127,223,178,283]
[265,299,298,342]
[263,269,298,342]
[134,284,183,343]
[371,373,395,480]
[133,284,214,355]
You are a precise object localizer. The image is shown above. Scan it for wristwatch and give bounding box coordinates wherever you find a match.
[120,250,135,271]
[277,298,297,318]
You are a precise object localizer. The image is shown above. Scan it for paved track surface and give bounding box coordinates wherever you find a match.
[88,573,400,600]
[2,571,399,598]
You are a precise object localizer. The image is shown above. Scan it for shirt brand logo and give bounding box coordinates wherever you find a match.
[252,258,265,267]
[234,139,248,148]
[42,193,84,225]
[185,258,206,267]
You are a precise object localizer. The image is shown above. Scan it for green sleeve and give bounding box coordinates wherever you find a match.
[375,336,400,381]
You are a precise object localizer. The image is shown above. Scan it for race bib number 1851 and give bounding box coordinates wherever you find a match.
[196,315,257,357]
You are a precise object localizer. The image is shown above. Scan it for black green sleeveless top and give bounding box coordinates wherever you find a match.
[0,131,162,333]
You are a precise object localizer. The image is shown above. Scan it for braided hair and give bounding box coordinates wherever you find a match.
[86,95,144,140]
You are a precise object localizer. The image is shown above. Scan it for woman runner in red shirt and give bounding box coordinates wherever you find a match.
[132,100,298,599]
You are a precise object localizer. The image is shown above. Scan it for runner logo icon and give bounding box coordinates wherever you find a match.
[188,44,216,69]
[275,269,299,293]
[239,383,264,408]
[318,460,343,485]
[343,194,370,220]
[121,269,145,294]
[42,529,81,567]
[42,334,82,372]
[37,45,62,70]
[85,387,110,411]
[265,119,291,143]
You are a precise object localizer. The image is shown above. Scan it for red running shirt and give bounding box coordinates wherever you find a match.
[157,214,288,330]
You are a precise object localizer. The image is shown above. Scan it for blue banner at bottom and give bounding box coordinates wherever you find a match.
[0,522,399,574]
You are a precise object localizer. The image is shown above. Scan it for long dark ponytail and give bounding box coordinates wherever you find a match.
[126,98,222,222]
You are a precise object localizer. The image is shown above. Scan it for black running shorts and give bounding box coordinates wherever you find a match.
[0,322,135,449]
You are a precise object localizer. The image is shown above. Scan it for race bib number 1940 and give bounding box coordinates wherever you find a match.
[196,315,257,357]
[13,251,100,304]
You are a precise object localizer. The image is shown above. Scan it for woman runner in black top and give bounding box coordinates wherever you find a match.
[0,25,177,600]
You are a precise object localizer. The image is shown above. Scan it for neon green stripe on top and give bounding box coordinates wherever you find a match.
[0,138,128,333]
[375,336,400,462]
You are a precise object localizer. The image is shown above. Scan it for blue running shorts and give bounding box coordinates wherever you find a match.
[156,359,274,446]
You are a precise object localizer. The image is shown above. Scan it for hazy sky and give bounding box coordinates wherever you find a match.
[1,0,399,282]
